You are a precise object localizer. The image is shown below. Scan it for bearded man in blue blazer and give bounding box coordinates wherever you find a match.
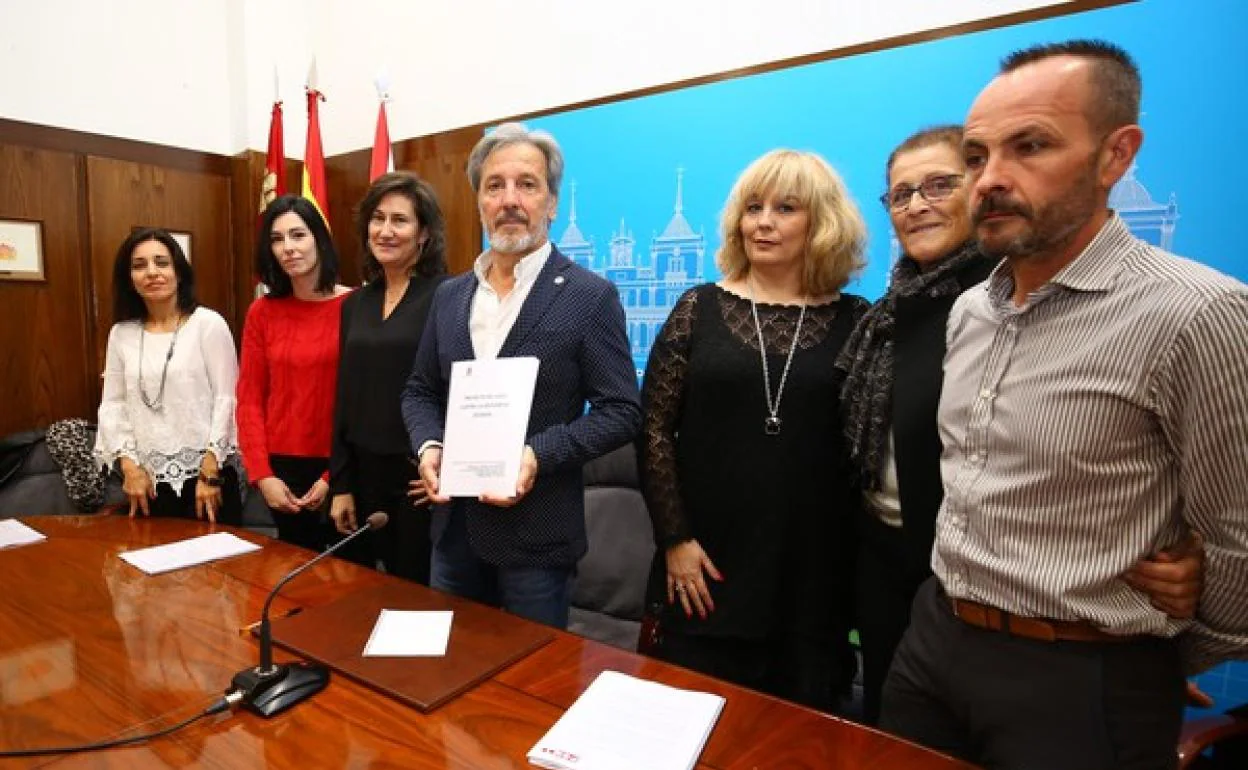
[402,122,641,629]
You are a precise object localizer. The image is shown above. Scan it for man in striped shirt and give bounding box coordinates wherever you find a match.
[880,40,1248,768]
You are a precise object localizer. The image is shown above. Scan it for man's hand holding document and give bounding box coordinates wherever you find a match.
[437,357,540,500]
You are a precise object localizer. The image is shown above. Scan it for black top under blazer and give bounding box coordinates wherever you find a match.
[402,246,642,568]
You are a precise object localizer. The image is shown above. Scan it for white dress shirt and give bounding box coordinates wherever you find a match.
[469,241,552,359]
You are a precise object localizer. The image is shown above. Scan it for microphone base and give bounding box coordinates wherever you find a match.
[230,661,330,718]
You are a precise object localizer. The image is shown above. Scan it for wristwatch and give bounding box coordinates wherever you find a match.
[198,472,224,487]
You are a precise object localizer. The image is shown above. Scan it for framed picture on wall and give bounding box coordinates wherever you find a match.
[171,231,192,263]
[0,218,46,282]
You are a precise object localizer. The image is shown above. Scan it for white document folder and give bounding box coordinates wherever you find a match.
[439,356,540,498]
[527,670,725,770]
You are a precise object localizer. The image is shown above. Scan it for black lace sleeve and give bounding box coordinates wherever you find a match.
[639,287,700,549]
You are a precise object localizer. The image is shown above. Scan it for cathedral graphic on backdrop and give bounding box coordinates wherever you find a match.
[558,169,707,377]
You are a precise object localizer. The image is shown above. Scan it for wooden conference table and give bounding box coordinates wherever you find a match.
[0,516,973,769]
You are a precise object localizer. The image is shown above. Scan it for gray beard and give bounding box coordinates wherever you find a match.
[487,219,549,255]
[489,231,539,254]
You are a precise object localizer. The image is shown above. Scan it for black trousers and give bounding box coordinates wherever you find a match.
[267,455,334,552]
[335,449,431,585]
[881,577,1185,770]
[855,509,928,725]
[147,465,243,526]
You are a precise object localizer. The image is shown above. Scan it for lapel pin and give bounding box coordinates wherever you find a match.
[554,276,565,285]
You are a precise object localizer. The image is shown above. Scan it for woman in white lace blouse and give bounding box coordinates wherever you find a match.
[94,228,242,524]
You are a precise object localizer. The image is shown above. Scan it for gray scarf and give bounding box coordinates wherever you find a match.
[836,240,984,490]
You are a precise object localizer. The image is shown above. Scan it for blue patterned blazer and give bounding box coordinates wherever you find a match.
[402,246,641,568]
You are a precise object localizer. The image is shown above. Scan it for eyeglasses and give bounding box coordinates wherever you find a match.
[880,174,965,211]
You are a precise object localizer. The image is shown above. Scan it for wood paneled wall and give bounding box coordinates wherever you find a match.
[0,144,95,437]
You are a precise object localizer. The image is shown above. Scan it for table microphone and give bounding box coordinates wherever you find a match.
[228,511,389,717]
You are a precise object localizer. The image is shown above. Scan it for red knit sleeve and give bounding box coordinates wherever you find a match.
[235,299,274,482]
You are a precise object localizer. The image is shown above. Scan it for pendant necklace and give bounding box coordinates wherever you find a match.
[138,314,184,411]
[747,278,805,436]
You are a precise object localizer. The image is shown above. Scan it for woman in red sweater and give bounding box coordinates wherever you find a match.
[237,195,351,550]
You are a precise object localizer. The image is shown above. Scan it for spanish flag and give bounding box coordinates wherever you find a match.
[302,61,329,224]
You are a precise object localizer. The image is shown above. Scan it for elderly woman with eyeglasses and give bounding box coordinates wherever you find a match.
[837,124,1206,726]
[835,125,993,725]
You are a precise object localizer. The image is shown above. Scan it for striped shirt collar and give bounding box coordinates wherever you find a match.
[986,212,1133,310]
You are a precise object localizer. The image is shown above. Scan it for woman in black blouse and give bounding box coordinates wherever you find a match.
[329,171,447,582]
[640,149,867,712]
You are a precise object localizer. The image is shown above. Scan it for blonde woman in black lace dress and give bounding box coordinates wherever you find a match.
[639,149,867,713]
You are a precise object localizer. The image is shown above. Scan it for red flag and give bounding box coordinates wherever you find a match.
[369,101,394,182]
[258,100,286,221]
[301,86,330,225]
[254,99,287,296]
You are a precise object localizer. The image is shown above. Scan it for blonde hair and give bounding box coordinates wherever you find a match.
[716,149,866,295]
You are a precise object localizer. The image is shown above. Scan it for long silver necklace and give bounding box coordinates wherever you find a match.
[747,278,806,436]
[138,314,183,411]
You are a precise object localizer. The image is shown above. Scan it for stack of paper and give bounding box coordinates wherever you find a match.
[527,670,725,770]
[0,520,46,550]
[119,533,261,574]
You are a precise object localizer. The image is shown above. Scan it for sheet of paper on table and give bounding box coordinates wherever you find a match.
[119,532,261,574]
[362,609,454,657]
[0,519,47,550]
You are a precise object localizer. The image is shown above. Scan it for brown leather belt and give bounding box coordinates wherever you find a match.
[950,597,1133,643]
